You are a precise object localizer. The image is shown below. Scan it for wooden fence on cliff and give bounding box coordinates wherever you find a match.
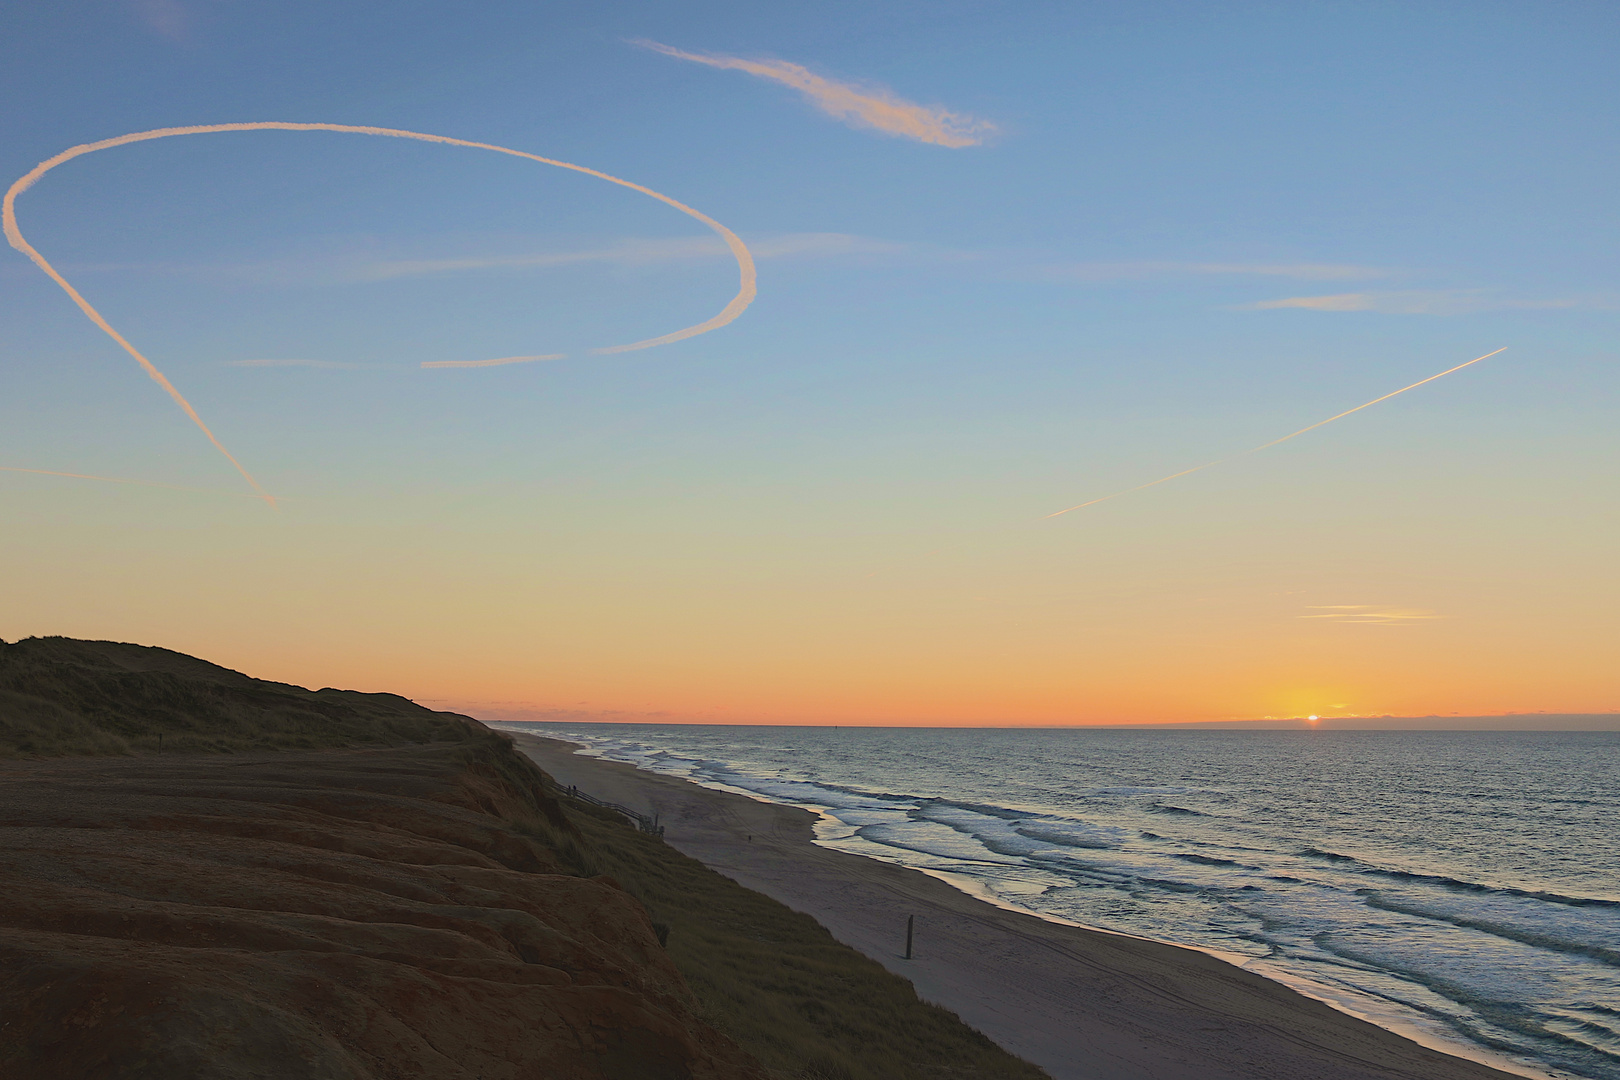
[548,779,665,838]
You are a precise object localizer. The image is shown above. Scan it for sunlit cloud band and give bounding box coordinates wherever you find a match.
[637,40,995,147]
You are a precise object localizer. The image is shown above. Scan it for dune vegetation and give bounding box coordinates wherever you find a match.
[0,636,486,757]
[532,799,1049,1080]
[0,636,1046,1080]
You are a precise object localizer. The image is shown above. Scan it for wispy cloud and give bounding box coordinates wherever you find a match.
[421,353,565,370]
[1041,261,1396,284]
[84,233,889,287]
[635,40,996,147]
[128,0,189,40]
[355,232,899,282]
[1301,605,1444,625]
[1244,290,1596,315]
[224,358,360,369]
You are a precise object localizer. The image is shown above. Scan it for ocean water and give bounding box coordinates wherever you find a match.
[497,724,1619,1080]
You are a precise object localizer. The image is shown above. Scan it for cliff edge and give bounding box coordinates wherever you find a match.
[0,638,1045,1080]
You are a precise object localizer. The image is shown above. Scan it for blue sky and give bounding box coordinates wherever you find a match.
[1,1,1616,722]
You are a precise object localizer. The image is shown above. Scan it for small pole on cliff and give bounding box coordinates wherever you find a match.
[905,915,914,960]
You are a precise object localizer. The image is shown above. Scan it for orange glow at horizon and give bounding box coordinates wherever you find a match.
[188,636,1607,728]
[7,487,1609,729]
[6,479,1612,728]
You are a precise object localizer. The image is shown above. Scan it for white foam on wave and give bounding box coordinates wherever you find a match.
[497,723,1590,1080]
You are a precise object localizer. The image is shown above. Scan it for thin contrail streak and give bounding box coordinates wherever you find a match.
[0,464,268,498]
[1046,347,1506,519]
[421,353,566,370]
[5,123,757,503]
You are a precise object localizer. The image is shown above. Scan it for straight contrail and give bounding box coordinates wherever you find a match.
[4,123,757,503]
[1047,347,1506,518]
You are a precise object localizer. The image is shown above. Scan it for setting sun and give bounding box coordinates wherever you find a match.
[2,7,1617,1079]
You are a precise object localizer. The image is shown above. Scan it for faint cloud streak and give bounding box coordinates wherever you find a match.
[357,232,895,282]
[129,0,189,40]
[421,353,565,370]
[1302,605,1444,626]
[1244,290,1592,315]
[636,40,996,147]
[226,358,358,369]
[1043,261,1395,284]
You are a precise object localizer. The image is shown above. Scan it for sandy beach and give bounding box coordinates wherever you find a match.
[514,732,1529,1080]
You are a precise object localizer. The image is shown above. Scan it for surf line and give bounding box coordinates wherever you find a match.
[1046,347,1506,518]
[4,123,759,504]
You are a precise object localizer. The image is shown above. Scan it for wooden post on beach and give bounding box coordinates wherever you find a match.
[905,915,914,960]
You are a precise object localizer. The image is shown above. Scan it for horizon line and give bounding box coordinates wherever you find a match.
[480,713,1620,731]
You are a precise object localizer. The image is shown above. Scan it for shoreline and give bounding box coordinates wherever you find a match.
[510,730,1542,1080]
[857,861,1549,1080]
[533,732,1560,1080]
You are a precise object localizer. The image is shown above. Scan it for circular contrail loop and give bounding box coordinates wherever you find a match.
[3,123,759,505]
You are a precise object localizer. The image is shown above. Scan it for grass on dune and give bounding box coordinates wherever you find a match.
[3,634,1049,1080]
[527,801,1050,1080]
[0,636,484,758]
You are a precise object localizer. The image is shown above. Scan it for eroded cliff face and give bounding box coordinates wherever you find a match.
[0,743,768,1080]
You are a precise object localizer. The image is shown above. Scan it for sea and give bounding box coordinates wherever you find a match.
[493,724,1619,1080]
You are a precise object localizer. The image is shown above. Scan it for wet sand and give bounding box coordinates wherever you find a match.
[515,731,1529,1080]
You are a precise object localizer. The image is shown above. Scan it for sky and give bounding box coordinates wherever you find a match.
[1,0,1616,725]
